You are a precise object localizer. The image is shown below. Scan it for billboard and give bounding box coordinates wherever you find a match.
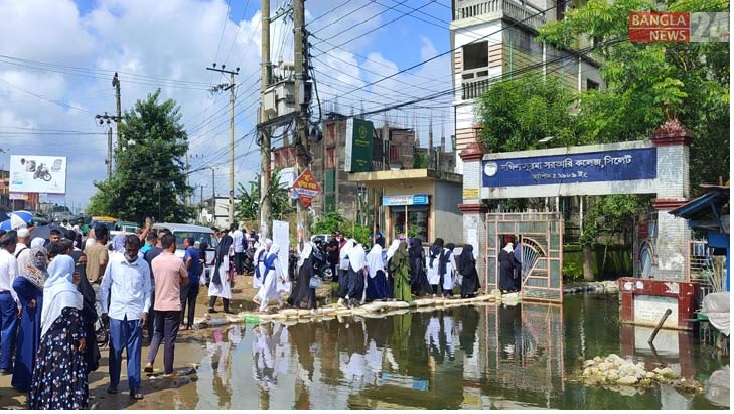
[9,155,67,194]
[344,118,374,172]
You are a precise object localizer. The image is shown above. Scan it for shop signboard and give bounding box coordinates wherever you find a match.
[344,118,374,172]
[292,167,321,208]
[382,194,429,206]
[9,155,67,194]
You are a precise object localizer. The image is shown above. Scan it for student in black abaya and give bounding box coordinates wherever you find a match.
[409,238,429,296]
[287,242,315,309]
[427,238,444,295]
[458,245,480,298]
[498,242,517,293]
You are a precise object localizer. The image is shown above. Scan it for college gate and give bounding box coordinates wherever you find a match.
[458,120,693,307]
[484,212,564,302]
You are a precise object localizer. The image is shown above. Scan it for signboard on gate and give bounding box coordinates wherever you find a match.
[292,168,321,208]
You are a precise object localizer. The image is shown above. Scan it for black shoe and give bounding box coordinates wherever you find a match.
[0,368,11,375]
[130,388,143,400]
[208,308,218,314]
[107,385,118,394]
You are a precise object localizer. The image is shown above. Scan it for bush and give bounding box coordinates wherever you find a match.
[563,261,584,280]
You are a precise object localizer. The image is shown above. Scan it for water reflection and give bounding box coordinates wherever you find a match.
[188,295,727,410]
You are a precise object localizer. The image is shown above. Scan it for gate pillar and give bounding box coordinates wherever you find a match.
[649,119,694,281]
[459,141,489,282]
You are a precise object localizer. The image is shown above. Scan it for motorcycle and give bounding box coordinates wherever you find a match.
[243,247,256,274]
[33,162,52,181]
[287,240,333,282]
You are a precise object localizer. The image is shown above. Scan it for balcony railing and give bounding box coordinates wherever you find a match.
[454,0,547,31]
[462,78,491,100]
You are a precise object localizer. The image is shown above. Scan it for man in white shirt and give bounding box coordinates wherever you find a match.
[0,231,20,374]
[14,229,32,278]
[100,235,151,400]
[231,224,245,275]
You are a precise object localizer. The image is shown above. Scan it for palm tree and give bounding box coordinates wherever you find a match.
[235,169,294,222]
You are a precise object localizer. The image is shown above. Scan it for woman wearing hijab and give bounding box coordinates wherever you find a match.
[426,238,444,296]
[385,239,400,299]
[498,242,517,293]
[256,244,284,313]
[458,245,480,298]
[252,239,272,290]
[287,242,315,309]
[389,241,412,302]
[30,237,45,249]
[346,243,367,308]
[11,246,48,392]
[409,238,429,297]
[111,233,127,256]
[28,255,87,410]
[365,244,389,301]
[336,239,355,306]
[69,246,101,376]
[209,230,235,314]
[439,243,457,297]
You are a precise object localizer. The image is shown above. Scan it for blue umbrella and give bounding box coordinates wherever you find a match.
[0,211,33,231]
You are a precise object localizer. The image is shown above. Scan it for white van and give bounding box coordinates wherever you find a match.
[151,223,217,279]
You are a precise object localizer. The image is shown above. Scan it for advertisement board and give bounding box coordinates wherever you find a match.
[344,118,374,173]
[9,155,67,194]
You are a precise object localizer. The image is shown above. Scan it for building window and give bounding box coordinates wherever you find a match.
[462,41,488,74]
[587,79,599,91]
[389,146,401,163]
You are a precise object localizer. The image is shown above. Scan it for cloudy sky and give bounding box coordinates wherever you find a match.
[0,0,453,211]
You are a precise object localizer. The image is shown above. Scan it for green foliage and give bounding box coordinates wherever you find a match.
[413,151,428,168]
[476,75,581,152]
[311,210,346,234]
[563,261,584,280]
[234,169,294,222]
[538,0,730,191]
[88,89,193,223]
[579,195,650,246]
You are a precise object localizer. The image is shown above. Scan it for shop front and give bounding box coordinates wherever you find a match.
[348,168,463,245]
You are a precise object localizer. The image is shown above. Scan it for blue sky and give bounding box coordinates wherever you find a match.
[0,0,454,211]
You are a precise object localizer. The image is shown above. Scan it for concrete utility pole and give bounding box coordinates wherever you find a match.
[210,167,215,214]
[113,73,122,151]
[206,64,240,225]
[259,0,272,240]
[294,0,311,242]
[95,111,120,179]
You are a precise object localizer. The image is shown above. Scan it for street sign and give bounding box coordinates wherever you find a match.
[292,167,321,208]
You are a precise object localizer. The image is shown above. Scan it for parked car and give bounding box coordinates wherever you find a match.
[151,223,217,280]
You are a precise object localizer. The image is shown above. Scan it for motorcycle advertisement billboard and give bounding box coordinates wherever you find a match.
[9,155,67,194]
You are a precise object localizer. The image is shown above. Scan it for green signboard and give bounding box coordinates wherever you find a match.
[344,118,374,173]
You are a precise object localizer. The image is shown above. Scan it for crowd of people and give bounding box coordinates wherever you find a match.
[253,231,485,313]
[0,217,209,409]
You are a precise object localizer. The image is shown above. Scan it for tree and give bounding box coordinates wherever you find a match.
[234,169,294,223]
[538,0,730,191]
[476,75,581,152]
[88,90,193,223]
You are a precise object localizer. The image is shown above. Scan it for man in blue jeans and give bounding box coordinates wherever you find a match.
[0,231,19,375]
[100,235,151,400]
[179,237,200,330]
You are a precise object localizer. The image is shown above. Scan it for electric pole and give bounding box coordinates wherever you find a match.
[259,0,272,240]
[205,64,240,226]
[294,0,312,243]
[113,73,122,151]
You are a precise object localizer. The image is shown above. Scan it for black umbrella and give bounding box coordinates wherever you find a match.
[29,225,53,241]
[0,211,8,221]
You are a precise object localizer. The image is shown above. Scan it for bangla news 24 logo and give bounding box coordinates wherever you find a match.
[628,12,729,43]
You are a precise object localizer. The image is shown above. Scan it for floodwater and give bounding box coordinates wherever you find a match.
[132,294,729,410]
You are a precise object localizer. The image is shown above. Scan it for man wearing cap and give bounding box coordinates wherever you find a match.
[13,229,31,280]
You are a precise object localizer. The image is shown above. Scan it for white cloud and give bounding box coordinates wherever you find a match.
[0,0,455,212]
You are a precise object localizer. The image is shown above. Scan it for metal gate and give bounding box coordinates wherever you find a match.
[485,212,564,302]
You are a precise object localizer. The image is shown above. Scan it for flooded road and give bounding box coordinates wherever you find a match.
[129,293,728,410]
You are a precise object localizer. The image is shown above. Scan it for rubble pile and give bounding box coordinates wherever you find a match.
[581,354,704,395]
